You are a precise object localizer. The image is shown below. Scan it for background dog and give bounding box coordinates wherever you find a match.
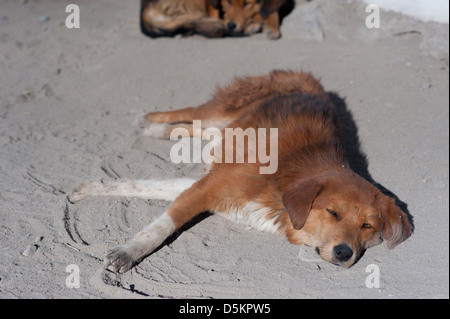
[140,0,291,39]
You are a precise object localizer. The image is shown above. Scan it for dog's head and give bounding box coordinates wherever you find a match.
[282,172,412,268]
[220,0,262,35]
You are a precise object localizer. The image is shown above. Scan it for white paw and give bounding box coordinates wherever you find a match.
[141,123,169,138]
[104,243,145,273]
[68,182,98,202]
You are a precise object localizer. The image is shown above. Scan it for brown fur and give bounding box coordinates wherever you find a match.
[141,0,224,37]
[145,70,413,268]
[140,0,283,39]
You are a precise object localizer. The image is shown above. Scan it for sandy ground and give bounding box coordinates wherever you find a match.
[0,0,448,299]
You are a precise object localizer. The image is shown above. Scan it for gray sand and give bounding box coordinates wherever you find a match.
[0,0,448,298]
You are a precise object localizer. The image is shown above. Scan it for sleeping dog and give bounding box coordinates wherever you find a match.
[70,70,412,273]
[140,0,287,39]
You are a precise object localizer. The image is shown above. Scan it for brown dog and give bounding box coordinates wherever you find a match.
[70,70,412,273]
[140,0,284,39]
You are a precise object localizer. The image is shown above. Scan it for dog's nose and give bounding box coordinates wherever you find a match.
[333,244,353,262]
[227,21,237,31]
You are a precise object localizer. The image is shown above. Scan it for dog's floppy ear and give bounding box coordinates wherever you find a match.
[210,0,219,8]
[282,178,322,230]
[260,0,284,19]
[381,197,413,249]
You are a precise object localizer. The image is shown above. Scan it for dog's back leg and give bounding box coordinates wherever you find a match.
[68,178,198,203]
[143,98,234,139]
[144,71,315,132]
[141,120,232,139]
[145,99,231,124]
[145,107,197,124]
[143,79,268,139]
[103,176,216,273]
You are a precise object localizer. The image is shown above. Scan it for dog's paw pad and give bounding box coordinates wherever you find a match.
[104,245,138,273]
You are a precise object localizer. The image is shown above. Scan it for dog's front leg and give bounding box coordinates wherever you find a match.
[104,177,214,273]
[104,210,176,273]
[263,12,281,39]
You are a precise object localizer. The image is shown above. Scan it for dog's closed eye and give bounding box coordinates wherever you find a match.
[326,208,339,219]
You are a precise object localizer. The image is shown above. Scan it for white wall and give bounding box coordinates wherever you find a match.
[362,0,449,23]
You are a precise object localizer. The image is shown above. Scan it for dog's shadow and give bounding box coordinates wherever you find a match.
[328,92,414,231]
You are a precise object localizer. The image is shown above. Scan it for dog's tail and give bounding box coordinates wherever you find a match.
[191,17,227,38]
[141,10,226,38]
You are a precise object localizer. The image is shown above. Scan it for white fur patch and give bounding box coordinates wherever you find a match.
[147,10,169,23]
[70,178,197,202]
[131,178,197,201]
[142,123,169,138]
[133,211,176,248]
[218,202,284,235]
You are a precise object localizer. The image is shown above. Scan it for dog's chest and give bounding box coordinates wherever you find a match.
[216,202,284,235]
